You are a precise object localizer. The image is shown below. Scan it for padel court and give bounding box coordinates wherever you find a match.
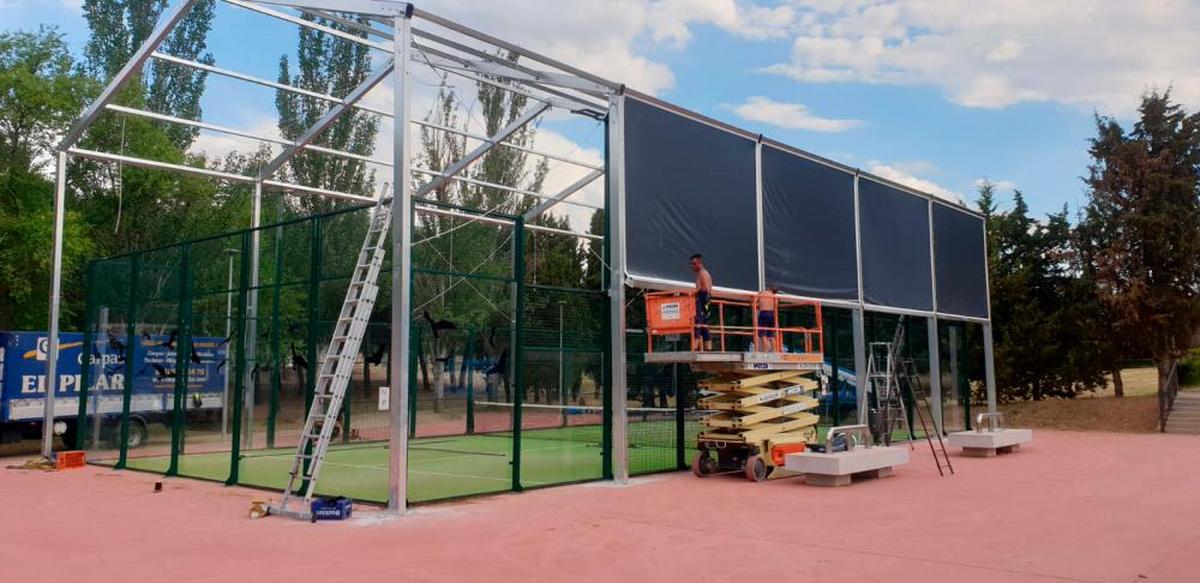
[119,408,700,504]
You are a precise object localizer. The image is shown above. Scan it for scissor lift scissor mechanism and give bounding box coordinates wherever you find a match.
[691,362,821,481]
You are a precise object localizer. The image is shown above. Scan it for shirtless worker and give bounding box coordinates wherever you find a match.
[689,254,714,351]
[756,285,779,353]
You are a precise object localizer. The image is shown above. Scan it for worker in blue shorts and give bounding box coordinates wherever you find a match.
[756,285,779,353]
[690,254,714,351]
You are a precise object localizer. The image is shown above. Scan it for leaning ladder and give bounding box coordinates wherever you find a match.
[900,358,955,476]
[271,197,391,520]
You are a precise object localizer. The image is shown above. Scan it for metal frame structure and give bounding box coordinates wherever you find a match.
[43,0,625,511]
[43,0,996,510]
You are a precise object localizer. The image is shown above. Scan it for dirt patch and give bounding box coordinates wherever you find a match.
[998,395,1160,433]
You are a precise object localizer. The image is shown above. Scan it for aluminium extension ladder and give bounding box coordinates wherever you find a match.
[270,196,391,520]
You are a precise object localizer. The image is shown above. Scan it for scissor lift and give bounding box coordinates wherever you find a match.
[643,290,824,482]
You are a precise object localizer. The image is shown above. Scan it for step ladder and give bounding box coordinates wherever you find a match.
[866,315,954,477]
[270,195,392,520]
[899,357,955,476]
[866,320,913,445]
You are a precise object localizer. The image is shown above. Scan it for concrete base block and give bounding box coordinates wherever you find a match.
[948,429,1032,457]
[785,446,908,487]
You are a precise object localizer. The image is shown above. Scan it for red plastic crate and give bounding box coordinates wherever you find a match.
[55,451,86,470]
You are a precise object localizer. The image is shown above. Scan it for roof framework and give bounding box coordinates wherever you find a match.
[43,0,625,506]
[41,0,998,506]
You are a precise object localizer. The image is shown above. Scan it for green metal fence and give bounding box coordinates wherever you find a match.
[76,201,703,504]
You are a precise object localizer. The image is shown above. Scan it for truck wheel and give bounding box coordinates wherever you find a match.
[60,422,79,450]
[110,420,149,449]
[126,421,148,449]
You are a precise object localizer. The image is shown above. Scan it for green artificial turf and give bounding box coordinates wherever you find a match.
[121,421,695,503]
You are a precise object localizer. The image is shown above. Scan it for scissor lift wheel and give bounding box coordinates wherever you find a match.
[692,451,718,477]
[744,454,767,482]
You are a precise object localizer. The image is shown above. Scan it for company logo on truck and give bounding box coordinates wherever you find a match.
[1,331,228,422]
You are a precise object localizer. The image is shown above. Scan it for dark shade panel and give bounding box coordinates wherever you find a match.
[933,203,990,318]
[623,97,759,291]
[858,179,934,310]
[761,146,857,300]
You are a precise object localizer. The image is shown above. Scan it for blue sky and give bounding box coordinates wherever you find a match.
[4,0,1198,221]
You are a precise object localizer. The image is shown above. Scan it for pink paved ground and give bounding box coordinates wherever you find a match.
[4,430,1199,582]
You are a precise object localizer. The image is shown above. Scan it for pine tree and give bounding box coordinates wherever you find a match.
[1081,90,1200,428]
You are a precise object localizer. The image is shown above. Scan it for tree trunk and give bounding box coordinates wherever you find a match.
[1112,365,1124,398]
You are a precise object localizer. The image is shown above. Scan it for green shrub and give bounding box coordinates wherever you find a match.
[1179,349,1200,387]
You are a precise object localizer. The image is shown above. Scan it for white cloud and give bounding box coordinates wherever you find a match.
[730,96,863,132]
[868,161,964,205]
[763,0,1200,113]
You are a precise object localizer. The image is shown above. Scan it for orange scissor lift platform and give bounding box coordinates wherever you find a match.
[643,290,824,481]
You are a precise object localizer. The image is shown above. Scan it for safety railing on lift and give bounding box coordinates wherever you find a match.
[643,290,823,355]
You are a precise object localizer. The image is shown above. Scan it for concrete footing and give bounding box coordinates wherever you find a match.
[947,429,1032,457]
[785,446,908,487]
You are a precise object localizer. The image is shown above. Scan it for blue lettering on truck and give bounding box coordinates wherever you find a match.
[0,331,228,423]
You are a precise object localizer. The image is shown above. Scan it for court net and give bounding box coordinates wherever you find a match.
[470,401,698,450]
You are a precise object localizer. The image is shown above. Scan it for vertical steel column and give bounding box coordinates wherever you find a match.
[852,308,868,422]
[927,316,942,436]
[600,119,613,480]
[388,5,415,513]
[40,152,68,456]
[983,322,997,413]
[606,92,629,484]
[511,216,527,492]
[851,171,868,423]
[754,137,765,291]
[242,181,263,449]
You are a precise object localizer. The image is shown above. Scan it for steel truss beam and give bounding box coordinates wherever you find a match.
[410,41,606,113]
[258,58,396,179]
[523,169,603,220]
[415,205,601,241]
[411,6,620,93]
[150,53,602,170]
[230,0,608,114]
[255,0,408,17]
[226,0,392,50]
[415,102,550,197]
[407,28,609,98]
[411,168,601,211]
[58,0,201,151]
